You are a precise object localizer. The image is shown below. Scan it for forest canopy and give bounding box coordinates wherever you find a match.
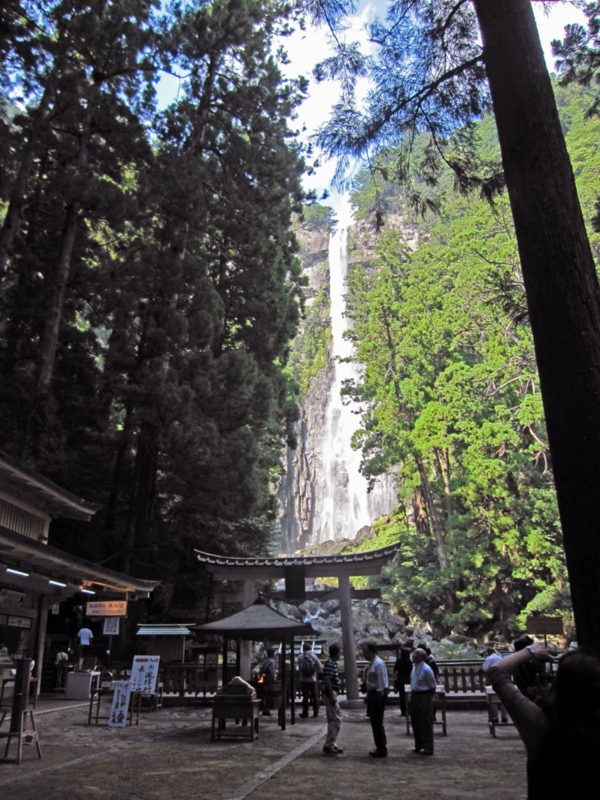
[0,0,309,615]
[332,75,600,639]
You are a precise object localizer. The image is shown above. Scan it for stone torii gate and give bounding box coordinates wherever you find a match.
[194,543,399,700]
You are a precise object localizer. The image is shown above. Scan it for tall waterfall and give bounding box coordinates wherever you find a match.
[312,228,397,543]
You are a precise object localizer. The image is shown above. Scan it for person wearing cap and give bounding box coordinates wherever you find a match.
[409,647,437,755]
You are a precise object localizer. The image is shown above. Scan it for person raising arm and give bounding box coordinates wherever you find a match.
[488,640,600,799]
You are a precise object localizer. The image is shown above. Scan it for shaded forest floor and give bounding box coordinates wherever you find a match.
[0,702,527,799]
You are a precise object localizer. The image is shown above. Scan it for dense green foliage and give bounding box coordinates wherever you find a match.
[285,202,336,393]
[287,284,331,394]
[303,0,600,652]
[338,79,600,640]
[0,0,308,614]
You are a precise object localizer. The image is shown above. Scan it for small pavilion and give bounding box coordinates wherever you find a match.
[194,543,399,700]
[195,599,315,729]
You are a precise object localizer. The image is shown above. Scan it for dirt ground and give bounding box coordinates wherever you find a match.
[0,701,528,800]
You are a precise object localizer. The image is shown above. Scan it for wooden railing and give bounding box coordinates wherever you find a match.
[438,661,487,695]
[160,663,219,699]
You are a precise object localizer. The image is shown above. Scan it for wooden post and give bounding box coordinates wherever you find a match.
[33,597,49,687]
[338,573,358,700]
[235,639,241,677]
[239,579,255,680]
[222,637,228,687]
[290,635,296,725]
[279,639,286,731]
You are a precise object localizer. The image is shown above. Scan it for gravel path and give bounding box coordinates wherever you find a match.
[0,702,528,799]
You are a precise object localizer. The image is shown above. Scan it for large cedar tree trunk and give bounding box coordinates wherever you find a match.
[473,0,600,652]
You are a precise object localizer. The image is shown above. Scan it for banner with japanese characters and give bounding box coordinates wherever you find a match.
[108,681,132,728]
[129,655,160,694]
[86,600,128,617]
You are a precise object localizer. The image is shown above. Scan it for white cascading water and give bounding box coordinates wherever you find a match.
[313,228,397,543]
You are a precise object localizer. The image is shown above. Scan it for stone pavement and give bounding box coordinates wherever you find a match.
[0,699,528,799]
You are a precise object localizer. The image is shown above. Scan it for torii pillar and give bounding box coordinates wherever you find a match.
[337,573,359,699]
[240,579,255,680]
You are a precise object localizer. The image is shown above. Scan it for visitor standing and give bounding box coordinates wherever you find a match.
[482,642,507,722]
[299,642,322,718]
[76,625,93,660]
[393,646,412,716]
[321,643,343,755]
[258,647,277,716]
[409,647,436,755]
[259,647,276,684]
[362,641,388,757]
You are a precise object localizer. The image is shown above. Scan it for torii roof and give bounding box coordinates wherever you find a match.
[193,542,400,579]
[194,600,316,640]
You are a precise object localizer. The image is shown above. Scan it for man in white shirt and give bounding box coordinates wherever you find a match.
[77,626,93,660]
[362,642,389,757]
[409,647,437,755]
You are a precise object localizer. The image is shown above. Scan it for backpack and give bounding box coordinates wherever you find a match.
[301,652,316,679]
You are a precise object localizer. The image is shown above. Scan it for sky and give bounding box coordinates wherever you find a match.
[281,1,587,220]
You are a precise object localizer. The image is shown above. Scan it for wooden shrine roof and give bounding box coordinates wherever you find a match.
[0,526,159,599]
[194,600,315,640]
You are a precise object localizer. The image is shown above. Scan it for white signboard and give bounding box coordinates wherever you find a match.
[0,588,25,607]
[103,617,120,636]
[130,655,160,695]
[108,681,132,728]
[86,600,128,617]
[7,615,32,629]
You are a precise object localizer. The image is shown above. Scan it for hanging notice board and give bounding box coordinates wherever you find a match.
[129,655,160,694]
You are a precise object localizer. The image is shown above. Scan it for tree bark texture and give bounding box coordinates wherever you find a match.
[416,455,449,569]
[473,0,600,651]
[37,109,91,395]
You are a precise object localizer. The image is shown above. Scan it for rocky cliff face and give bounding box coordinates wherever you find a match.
[294,225,329,298]
[278,223,332,553]
[277,360,335,554]
[272,589,409,648]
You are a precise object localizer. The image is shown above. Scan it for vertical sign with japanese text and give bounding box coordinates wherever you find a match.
[108,681,132,728]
